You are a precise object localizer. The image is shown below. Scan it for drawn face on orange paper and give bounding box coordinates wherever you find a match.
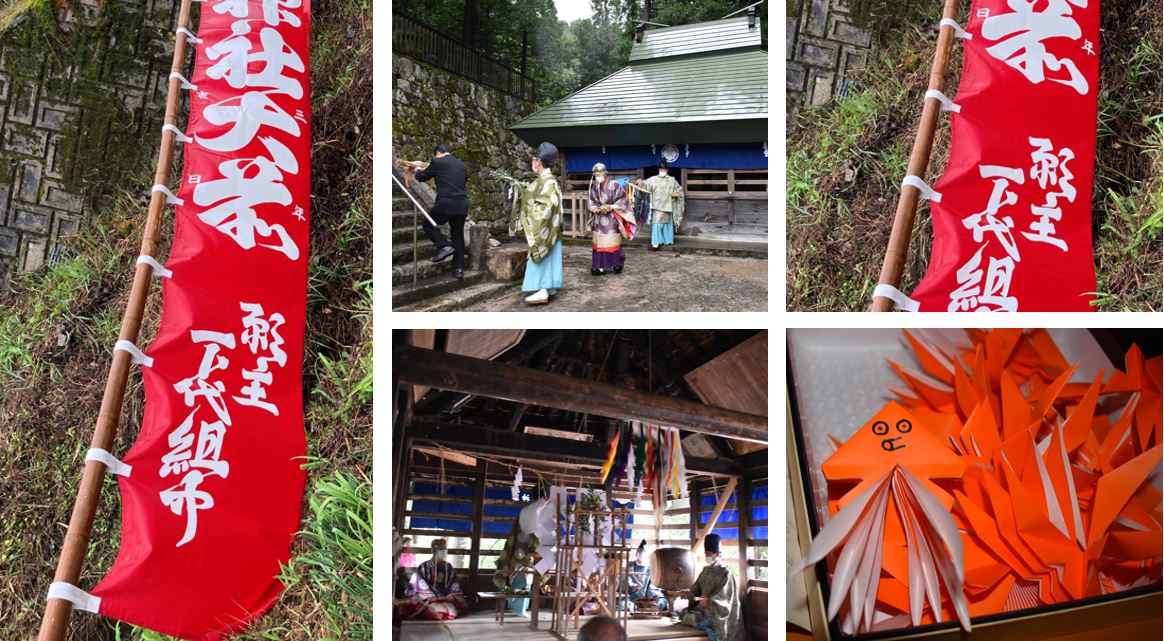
[823,400,966,483]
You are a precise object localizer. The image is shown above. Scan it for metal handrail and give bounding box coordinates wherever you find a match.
[392,173,436,290]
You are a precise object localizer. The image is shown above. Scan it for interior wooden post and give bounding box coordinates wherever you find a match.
[737,475,752,595]
[468,460,487,593]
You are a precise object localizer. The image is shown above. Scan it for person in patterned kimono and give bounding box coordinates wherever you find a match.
[587,163,637,276]
[637,160,684,251]
[395,539,468,620]
[509,142,564,305]
[678,534,742,641]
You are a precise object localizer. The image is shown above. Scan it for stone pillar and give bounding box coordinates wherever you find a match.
[468,222,488,271]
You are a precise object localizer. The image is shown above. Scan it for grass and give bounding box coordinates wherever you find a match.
[787,1,1162,311]
[0,0,372,638]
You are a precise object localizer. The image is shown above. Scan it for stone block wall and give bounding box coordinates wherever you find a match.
[392,53,539,222]
[787,0,872,111]
[0,0,178,287]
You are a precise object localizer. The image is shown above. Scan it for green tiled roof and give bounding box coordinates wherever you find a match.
[510,17,767,147]
[628,16,762,62]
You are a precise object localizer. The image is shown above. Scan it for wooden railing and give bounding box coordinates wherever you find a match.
[393,12,536,102]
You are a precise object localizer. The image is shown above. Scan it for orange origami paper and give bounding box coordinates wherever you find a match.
[791,329,1163,637]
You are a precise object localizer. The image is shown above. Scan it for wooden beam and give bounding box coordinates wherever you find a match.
[395,345,767,443]
[409,421,741,477]
[414,446,477,468]
[692,477,739,554]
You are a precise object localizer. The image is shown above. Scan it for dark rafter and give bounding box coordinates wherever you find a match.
[397,344,767,443]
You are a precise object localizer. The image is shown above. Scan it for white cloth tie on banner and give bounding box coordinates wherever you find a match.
[901,175,942,203]
[175,27,202,44]
[47,582,101,613]
[136,255,173,279]
[168,71,197,90]
[151,184,184,206]
[924,89,962,113]
[162,124,192,143]
[86,448,133,477]
[872,284,920,312]
[939,18,971,40]
[113,340,154,367]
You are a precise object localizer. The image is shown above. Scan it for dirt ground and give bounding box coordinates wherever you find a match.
[467,243,768,312]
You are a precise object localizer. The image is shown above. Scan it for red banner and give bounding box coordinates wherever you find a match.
[909,0,1099,311]
[88,1,311,639]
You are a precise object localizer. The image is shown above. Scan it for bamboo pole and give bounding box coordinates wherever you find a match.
[871,0,962,312]
[37,0,196,638]
[691,477,738,554]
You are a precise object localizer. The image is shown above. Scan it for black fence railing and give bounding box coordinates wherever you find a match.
[393,12,537,103]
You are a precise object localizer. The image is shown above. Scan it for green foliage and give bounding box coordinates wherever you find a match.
[394,0,768,103]
[278,470,373,641]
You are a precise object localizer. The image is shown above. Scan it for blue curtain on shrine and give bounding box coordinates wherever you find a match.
[565,142,768,172]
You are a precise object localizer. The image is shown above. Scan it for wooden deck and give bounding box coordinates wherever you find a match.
[400,610,708,641]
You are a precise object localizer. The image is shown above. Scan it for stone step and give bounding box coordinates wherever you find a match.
[394,279,513,312]
[392,239,439,262]
[392,270,488,309]
[392,205,428,223]
[391,224,424,243]
[393,252,477,285]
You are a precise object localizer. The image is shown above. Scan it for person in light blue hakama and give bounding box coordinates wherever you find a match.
[521,237,562,296]
[507,141,564,305]
[638,160,684,251]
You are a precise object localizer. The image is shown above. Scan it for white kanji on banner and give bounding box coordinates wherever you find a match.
[961,165,1025,261]
[206,26,305,98]
[948,246,1020,312]
[193,157,299,259]
[234,302,287,415]
[1023,137,1076,251]
[982,0,1089,94]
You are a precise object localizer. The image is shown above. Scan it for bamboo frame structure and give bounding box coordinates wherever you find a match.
[37,0,196,638]
[550,493,631,640]
[871,0,963,312]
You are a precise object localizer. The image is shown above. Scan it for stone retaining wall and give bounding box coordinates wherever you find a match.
[392,53,539,222]
[786,0,872,111]
[0,0,178,287]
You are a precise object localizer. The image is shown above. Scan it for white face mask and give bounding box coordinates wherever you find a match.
[659,170,668,176]
[596,174,606,183]
[435,549,448,561]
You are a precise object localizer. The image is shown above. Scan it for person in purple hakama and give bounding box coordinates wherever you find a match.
[587,163,637,276]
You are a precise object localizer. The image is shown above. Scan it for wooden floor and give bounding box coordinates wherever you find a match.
[400,610,708,641]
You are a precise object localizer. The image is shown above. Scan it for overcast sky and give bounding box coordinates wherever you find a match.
[553,0,594,22]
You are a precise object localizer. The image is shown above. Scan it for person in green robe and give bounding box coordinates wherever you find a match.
[679,534,742,641]
[508,141,564,305]
[637,160,684,251]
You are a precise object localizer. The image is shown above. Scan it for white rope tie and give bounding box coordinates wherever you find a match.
[901,175,942,203]
[169,71,197,90]
[162,123,191,143]
[925,89,962,113]
[47,583,101,613]
[175,27,202,43]
[151,184,184,206]
[136,255,172,279]
[873,284,920,312]
[940,18,972,40]
[85,448,133,477]
[113,340,154,367]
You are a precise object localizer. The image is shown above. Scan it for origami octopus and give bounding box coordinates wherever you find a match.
[790,329,1162,635]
